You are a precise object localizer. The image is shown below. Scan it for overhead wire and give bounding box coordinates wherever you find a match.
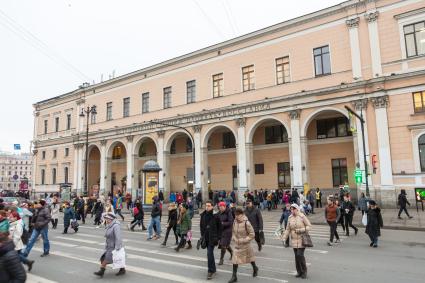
[190,0,225,39]
[0,9,92,82]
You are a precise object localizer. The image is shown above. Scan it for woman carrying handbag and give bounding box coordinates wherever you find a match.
[281,203,312,279]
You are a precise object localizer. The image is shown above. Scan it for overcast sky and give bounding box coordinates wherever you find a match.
[0,0,343,153]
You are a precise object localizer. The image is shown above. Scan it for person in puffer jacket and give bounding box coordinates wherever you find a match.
[0,218,27,283]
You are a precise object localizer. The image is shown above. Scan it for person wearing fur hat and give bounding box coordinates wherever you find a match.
[94,213,125,277]
[228,208,258,283]
[175,203,192,252]
[365,200,383,248]
[218,201,233,265]
[0,213,27,282]
[281,203,312,279]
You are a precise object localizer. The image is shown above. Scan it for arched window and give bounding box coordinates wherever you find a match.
[64,167,69,183]
[419,134,425,172]
[52,168,57,184]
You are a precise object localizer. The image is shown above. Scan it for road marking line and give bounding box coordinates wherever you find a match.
[27,273,59,283]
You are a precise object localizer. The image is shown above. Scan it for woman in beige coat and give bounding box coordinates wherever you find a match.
[281,203,312,279]
[228,208,259,283]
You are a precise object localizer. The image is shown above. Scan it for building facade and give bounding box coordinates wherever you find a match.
[0,152,32,192]
[32,0,425,206]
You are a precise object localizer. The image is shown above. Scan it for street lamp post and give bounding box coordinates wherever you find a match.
[148,120,198,202]
[345,105,370,197]
[79,105,97,197]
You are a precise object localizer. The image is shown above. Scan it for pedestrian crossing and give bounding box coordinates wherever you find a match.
[26,214,355,283]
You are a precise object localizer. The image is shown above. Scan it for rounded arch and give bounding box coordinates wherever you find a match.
[301,106,348,137]
[164,130,193,152]
[246,115,291,143]
[202,123,238,148]
[133,134,158,155]
[106,140,128,158]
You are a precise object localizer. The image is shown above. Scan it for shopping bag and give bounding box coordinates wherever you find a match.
[274,226,284,238]
[362,214,368,226]
[301,232,314,247]
[112,248,126,269]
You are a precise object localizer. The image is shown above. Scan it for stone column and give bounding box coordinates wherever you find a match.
[126,135,135,198]
[31,149,38,195]
[193,125,202,194]
[201,147,209,202]
[157,130,166,195]
[346,17,362,79]
[76,99,85,134]
[236,118,248,204]
[246,142,254,192]
[300,136,309,185]
[77,144,84,196]
[371,96,393,186]
[99,140,107,198]
[352,99,373,188]
[365,11,382,77]
[289,110,303,188]
[73,144,79,193]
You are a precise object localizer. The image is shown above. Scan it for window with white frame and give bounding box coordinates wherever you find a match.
[404,21,425,58]
[242,65,255,91]
[276,57,290,84]
[186,80,196,104]
[163,87,172,109]
[213,73,223,98]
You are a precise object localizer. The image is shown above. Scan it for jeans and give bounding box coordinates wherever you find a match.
[18,250,29,264]
[23,227,50,257]
[398,206,411,217]
[327,220,339,242]
[164,225,178,244]
[148,216,161,238]
[116,209,125,221]
[207,244,216,273]
[344,214,358,235]
[368,234,379,245]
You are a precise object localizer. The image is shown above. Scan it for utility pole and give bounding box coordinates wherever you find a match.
[345,105,370,197]
[79,105,97,196]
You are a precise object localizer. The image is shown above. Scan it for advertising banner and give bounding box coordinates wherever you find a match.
[144,172,158,205]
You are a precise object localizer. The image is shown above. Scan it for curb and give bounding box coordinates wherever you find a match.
[310,221,425,232]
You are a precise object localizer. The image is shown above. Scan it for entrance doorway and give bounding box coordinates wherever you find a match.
[277,162,291,189]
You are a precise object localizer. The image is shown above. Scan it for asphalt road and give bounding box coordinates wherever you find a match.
[25,213,425,283]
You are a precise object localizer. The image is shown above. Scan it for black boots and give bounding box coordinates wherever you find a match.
[115,268,126,276]
[94,267,106,277]
[228,264,238,283]
[186,241,192,249]
[218,249,226,265]
[251,262,258,277]
[228,247,233,260]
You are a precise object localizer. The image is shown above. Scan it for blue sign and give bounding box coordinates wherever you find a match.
[14,144,21,150]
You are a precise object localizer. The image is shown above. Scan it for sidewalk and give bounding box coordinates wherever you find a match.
[261,207,425,232]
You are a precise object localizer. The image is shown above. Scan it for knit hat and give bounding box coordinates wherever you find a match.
[104,213,116,220]
[369,200,376,205]
[0,219,10,233]
[218,201,226,207]
[290,203,300,210]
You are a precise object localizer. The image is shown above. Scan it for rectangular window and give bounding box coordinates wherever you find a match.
[163,87,172,109]
[276,56,290,85]
[255,164,264,175]
[413,91,425,113]
[106,102,113,121]
[277,162,291,189]
[90,113,96,124]
[53,150,57,158]
[65,148,69,157]
[66,114,71,130]
[404,21,425,58]
[41,169,45,185]
[142,92,149,113]
[222,132,236,149]
[314,45,331,76]
[213,73,224,98]
[52,168,56,184]
[55,117,59,132]
[316,117,351,139]
[332,158,348,187]
[44,120,48,134]
[242,65,255,91]
[186,80,196,104]
[123,97,130,117]
[265,125,288,144]
[42,151,46,160]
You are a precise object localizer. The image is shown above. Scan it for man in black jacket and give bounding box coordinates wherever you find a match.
[244,199,264,251]
[341,195,358,236]
[0,221,26,283]
[147,196,161,240]
[22,199,51,257]
[398,189,413,219]
[200,200,222,280]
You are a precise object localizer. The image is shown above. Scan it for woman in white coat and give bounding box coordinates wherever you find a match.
[8,210,34,271]
[50,199,60,229]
